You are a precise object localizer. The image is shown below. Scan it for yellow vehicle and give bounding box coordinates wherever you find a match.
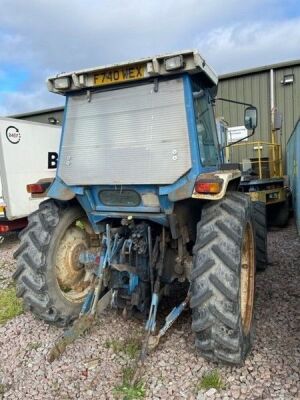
[225,117,290,271]
[228,120,290,228]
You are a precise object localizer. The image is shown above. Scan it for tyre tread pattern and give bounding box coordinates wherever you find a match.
[252,201,268,271]
[13,199,75,327]
[191,192,254,364]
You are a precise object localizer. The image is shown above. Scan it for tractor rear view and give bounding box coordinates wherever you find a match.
[14,50,259,364]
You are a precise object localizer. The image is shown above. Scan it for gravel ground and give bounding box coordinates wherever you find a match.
[0,233,18,290]
[0,222,299,400]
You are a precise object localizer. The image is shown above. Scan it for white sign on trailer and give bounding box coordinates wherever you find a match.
[0,118,61,220]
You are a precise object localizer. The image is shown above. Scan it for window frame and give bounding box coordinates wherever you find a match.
[192,81,220,167]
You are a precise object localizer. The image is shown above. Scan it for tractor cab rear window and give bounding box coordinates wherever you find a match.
[58,77,192,186]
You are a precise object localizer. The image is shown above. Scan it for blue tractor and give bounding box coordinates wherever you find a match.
[14,50,259,364]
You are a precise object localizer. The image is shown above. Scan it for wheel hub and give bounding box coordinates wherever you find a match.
[68,242,86,271]
[240,221,255,335]
[55,225,93,303]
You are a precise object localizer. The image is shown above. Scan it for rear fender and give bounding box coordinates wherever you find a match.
[47,177,77,201]
[192,169,241,200]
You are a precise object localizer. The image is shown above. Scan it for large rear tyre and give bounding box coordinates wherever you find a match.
[191,192,255,364]
[252,201,267,271]
[13,200,93,327]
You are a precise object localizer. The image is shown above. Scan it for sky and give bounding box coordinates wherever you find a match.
[0,0,300,116]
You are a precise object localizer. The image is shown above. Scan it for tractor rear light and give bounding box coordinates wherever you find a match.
[0,225,9,233]
[0,218,27,233]
[27,181,52,196]
[194,179,223,194]
[26,184,45,194]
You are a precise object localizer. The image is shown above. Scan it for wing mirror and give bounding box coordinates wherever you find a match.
[244,106,257,130]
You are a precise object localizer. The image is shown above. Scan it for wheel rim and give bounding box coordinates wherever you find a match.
[55,220,93,303]
[240,221,255,335]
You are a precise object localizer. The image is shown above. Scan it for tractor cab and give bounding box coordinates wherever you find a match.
[46,50,228,231]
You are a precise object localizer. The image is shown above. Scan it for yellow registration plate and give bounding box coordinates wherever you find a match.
[94,65,145,86]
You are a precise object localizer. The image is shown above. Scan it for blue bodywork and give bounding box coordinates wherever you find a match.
[47,73,221,334]
[287,118,300,235]
[48,74,219,233]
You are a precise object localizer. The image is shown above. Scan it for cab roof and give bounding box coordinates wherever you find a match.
[47,49,218,95]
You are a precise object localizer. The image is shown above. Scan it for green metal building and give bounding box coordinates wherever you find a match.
[216,59,300,169]
[9,59,300,171]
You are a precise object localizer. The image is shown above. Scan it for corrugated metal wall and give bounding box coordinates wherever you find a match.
[216,63,300,171]
[216,71,271,165]
[274,65,300,149]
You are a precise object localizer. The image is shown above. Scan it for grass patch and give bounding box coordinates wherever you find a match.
[0,383,7,395]
[0,287,23,325]
[105,338,123,353]
[123,337,141,359]
[197,370,225,391]
[113,367,145,400]
[105,337,141,359]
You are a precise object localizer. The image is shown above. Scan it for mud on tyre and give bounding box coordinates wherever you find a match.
[191,192,255,364]
[13,200,93,327]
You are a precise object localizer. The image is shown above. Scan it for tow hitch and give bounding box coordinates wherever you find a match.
[131,292,190,384]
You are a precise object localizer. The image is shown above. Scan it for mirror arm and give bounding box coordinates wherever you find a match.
[213,97,253,107]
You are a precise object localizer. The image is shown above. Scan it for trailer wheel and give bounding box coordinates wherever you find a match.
[13,200,94,327]
[252,201,268,271]
[191,192,255,364]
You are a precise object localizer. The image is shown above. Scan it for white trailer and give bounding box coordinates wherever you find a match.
[0,118,60,232]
